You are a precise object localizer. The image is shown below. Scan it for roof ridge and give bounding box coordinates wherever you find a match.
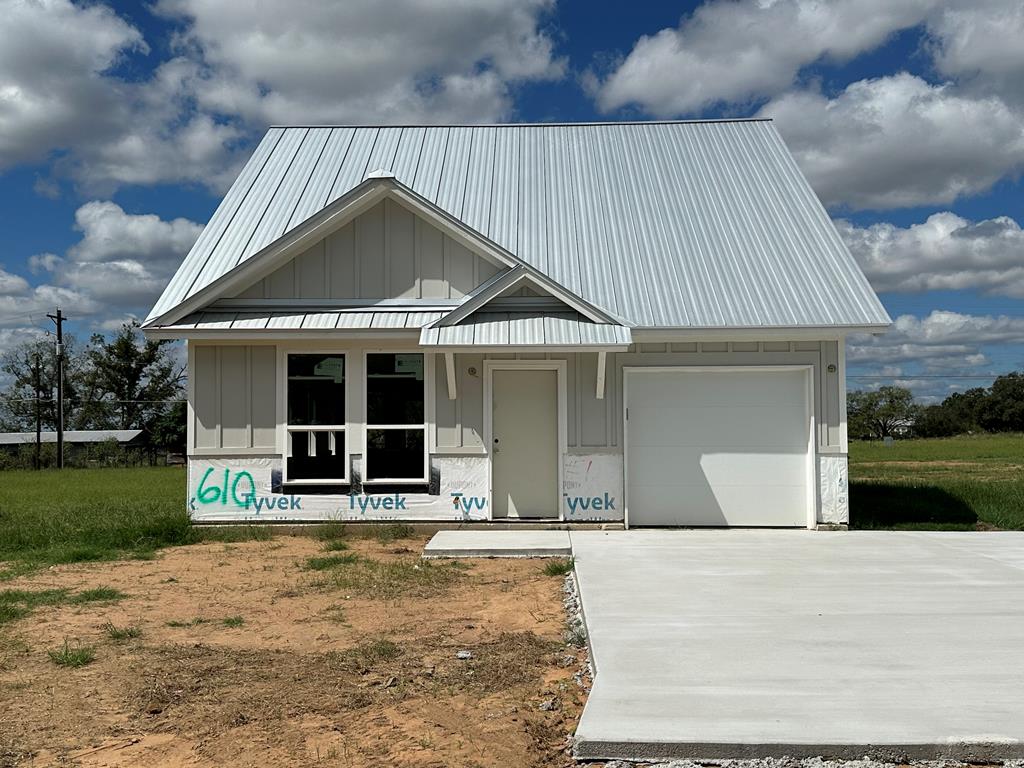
[268,118,773,129]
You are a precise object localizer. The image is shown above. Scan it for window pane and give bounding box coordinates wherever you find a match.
[366,353,423,424]
[288,354,345,425]
[288,430,346,480]
[365,428,424,480]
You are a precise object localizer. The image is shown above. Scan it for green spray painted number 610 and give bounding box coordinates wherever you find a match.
[196,467,257,507]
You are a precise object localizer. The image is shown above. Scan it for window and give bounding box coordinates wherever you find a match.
[364,352,426,482]
[285,354,346,482]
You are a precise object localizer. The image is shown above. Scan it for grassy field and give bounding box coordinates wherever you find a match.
[0,467,268,577]
[0,436,1020,573]
[849,433,1024,530]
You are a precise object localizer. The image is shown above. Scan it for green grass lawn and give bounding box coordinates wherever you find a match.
[0,467,266,577]
[849,433,1024,530]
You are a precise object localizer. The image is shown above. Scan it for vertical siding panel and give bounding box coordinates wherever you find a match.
[445,237,475,298]
[822,340,840,448]
[460,353,484,447]
[219,347,249,448]
[475,256,499,287]
[578,352,608,447]
[418,219,445,298]
[265,260,295,298]
[387,200,417,298]
[295,240,326,298]
[434,354,459,448]
[233,280,265,299]
[356,201,385,297]
[328,223,356,298]
[566,352,578,448]
[250,346,277,449]
[193,346,219,449]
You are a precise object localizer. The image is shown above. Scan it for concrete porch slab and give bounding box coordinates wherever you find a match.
[422,530,572,558]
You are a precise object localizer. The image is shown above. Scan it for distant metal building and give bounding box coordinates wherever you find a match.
[144,120,889,528]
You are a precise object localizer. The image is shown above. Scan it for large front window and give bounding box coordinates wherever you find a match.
[364,352,426,482]
[286,354,346,482]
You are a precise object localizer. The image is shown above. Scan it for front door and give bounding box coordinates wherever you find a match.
[491,368,558,518]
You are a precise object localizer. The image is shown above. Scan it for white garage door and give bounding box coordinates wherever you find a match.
[625,367,812,527]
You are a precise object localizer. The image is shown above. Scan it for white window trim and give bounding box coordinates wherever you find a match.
[361,349,430,485]
[279,349,349,485]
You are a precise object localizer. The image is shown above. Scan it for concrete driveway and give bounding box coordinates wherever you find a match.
[570,530,1024,761]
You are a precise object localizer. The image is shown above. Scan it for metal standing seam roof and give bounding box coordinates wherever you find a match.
[419,312,632,347]
[0,430,144,445]
[164,309,446,332]
[147,120,891,330]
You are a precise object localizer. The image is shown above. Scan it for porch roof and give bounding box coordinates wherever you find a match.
[419,312,632,348]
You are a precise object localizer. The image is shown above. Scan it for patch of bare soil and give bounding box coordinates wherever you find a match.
[0,535,587,767]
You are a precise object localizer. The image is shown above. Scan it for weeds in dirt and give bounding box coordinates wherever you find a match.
[103,621,142,641]
[373,524,415,544]
[336,637,402,670]
[166,617,208,628]
[0,587,123,626]
[309,523,348,542]
[305,553,360,571]
[542,558,574,577]
[321,540,350,552]
[565,624,588,648]
[70,586,125,604]
[48,639,96,668]
[321,556,466,598]
[222,616,245,628]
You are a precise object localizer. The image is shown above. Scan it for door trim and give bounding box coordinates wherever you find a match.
[483,360,567,521]
[622,365,816,530]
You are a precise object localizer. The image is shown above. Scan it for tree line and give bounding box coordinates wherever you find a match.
[0,323,185,459]
[848,373,1024,439]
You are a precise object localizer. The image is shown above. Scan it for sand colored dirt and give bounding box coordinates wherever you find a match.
[0,535,587,767]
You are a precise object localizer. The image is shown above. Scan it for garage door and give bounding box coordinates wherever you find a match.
[625,367,812,527]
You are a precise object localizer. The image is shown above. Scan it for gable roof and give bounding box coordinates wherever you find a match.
[147,120,890,330]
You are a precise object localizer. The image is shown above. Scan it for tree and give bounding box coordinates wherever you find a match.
[0,333,85,432]
[977,372,1024,433]
[76,323,184,432]
[912,404,962,438]
[149,400,187,453]
[847,386,918,439]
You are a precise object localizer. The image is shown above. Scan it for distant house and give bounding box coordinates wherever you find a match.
[143,120,889,527]
[0,430,147,466]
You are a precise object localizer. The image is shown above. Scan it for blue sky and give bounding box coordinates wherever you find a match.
[1,0,1022,401]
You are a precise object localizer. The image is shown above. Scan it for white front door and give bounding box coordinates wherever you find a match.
[625,367,812,527]
[491,369,558,518]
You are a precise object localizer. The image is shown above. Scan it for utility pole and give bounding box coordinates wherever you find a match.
[47,308,66,469]
[33,352,41,470]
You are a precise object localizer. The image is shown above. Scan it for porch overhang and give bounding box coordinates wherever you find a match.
[418,312,633,351]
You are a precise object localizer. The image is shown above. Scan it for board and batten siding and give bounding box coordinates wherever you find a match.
[432,340,845,454]
[189,339,844,456]
[232,199,501,301]
[190,345,276,453]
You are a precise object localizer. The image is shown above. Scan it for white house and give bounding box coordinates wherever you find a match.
[144,120,889,528]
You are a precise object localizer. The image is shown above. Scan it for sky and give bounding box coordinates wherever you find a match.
[0,0,1023,402]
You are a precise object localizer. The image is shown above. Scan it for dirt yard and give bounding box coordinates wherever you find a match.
[0,533,587,767]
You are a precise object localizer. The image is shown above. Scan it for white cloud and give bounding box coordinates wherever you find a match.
[0,0,565,194]
[43,201,203,307]
[848,310,1024,371]
[927,0,1024,102]
[0,268,29,296]
[838,212,1024,297]
[0,0,145,170]
[157,0,565,126]
[2,202,201,332]
[760,74,1024,209]
[591,0,938,116]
